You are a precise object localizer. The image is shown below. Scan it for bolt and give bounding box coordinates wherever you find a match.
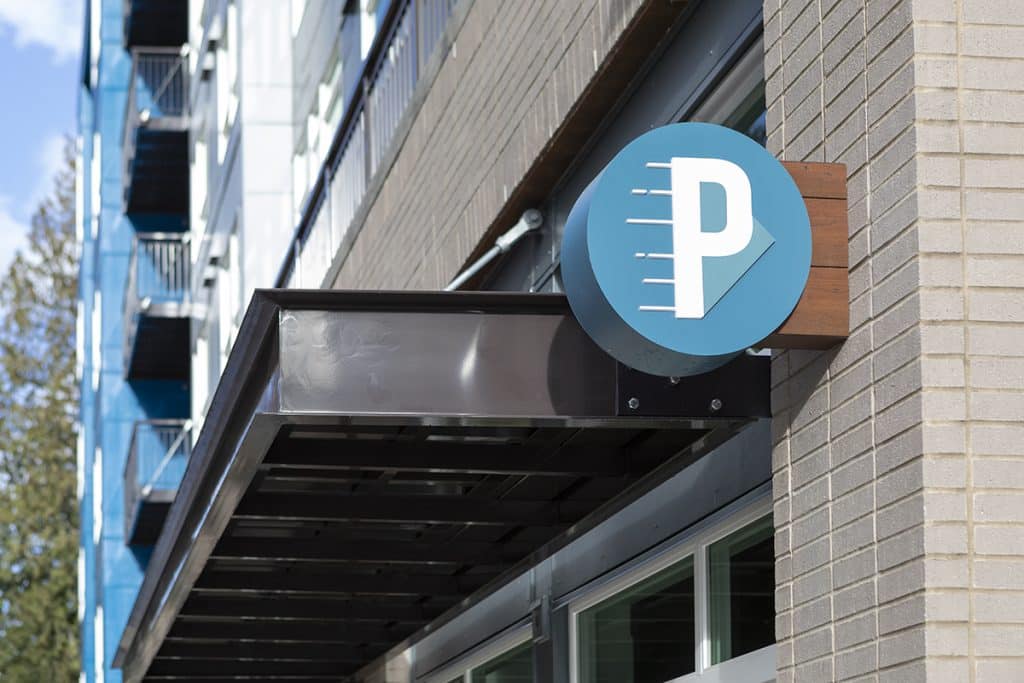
[669,376,681,385]
[627,397,640,410]
[709,398,723,412]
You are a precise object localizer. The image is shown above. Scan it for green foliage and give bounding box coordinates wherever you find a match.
[0,137,80,680]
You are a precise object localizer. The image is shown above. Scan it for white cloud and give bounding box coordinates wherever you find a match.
[29,132,67,209]
[0,195,29,275]
[0,0,83,63]
[0,135,65,274]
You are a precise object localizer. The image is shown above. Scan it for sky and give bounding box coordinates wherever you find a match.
[0,0,83,273]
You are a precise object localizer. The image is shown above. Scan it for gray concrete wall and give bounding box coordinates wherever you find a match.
[766,0,1024,680]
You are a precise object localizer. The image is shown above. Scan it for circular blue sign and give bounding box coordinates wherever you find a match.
[561,123,811,376]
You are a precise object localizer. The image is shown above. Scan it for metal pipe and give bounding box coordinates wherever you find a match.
[445,209,543,291]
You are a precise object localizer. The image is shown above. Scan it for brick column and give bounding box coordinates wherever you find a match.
[767,0,1024,680]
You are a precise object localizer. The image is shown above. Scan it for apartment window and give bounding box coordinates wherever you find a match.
[570,504,775,683]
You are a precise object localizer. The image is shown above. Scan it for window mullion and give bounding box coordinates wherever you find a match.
[695,541,710,674]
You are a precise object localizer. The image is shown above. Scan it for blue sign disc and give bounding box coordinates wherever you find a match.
[561,123,812,376]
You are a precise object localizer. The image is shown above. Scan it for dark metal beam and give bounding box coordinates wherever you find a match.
[192,570,495,596]
[233,492,592,526]
[166,619,414,644]
[264,439,636,477]
[179,595,451,622]
[157,640,372,662]
[210,537,534,565]
[146,659,358,677]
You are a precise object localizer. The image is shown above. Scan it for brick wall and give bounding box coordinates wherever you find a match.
[768,0,1024,680]
[915,0,1024,679]
[332,0,647,289]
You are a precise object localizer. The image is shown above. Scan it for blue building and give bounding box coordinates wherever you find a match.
[77,1,191,680]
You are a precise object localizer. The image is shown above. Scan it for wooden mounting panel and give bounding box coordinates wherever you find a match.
[760,162,849,349]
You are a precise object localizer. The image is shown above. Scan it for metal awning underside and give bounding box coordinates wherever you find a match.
[115,291,769,681]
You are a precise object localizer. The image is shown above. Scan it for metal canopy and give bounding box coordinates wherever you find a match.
[114,290,769,682]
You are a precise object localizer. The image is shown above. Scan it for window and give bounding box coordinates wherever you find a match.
[427,630,533,683]
[578,558,695,683]
[571,504,774,682]
[708,515,774,664]
[688,38,767,147]
[469,641,532,683]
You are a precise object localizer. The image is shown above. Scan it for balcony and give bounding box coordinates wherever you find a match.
[124,420,192,545]
[124,233,191,380]
[123,49,190,217]
[123,0,187,48]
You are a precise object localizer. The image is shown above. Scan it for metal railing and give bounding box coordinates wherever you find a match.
[124,233,191,368]
[279,0,459,287]
[127,232,191,305]
[124,420,192,538]
[123,48,189,203]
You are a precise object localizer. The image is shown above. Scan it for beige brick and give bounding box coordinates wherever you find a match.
[966,158,1024,190]
[972,424,1024,456]
[969,358,1024,389]
[962,25,1024,58]
[966,255,1024,287]
[975,525,1024,555]
[925,323,962,356]
[969,324,1024,356]
[963,122,1024,154]
[962,0,1024,26]
[975,624,1024,657]
[969,292,1024,323]
[925,556,969,589]
[965,221,1024,255]
[974,592,1024,623]
[973,458,1024,489]
[975,559,1024,589]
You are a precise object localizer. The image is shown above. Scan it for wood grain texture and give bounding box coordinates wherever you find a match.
[754,162,850,348]
[782,162,847,200]
[761,266,849,348]
[807,197,849,268]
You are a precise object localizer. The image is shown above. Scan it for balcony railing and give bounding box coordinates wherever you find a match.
[123,48,190,215]
[124,233,191,379]
[124,419,192,544]
[279,0,459,288]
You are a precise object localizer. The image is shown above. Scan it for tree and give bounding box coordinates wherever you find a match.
[0,137,79,680]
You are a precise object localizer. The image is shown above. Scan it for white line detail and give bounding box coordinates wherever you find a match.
[626,218,673,225]
[631,188,672,195]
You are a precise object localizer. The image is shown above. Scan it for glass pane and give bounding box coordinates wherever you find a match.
[578,557,695,683]
[446,677,465,683]
[708,515,775,664]
[723,82,767,146]
[469,641,532,683]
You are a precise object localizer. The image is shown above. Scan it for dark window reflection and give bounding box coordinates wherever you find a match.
[470,642,533,683]
[578,557,695,683]
[708,515,775,664]
[724,83,767,146]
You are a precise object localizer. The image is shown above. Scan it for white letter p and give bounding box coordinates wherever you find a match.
[669,157,754,319]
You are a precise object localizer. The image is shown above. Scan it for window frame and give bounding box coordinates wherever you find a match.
[567,497,774,683]
[423,625,533,683]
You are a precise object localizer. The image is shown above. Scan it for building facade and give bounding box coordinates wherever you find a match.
[77,0,1024,681]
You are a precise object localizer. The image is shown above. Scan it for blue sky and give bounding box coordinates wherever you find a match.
[0,1,83,272]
